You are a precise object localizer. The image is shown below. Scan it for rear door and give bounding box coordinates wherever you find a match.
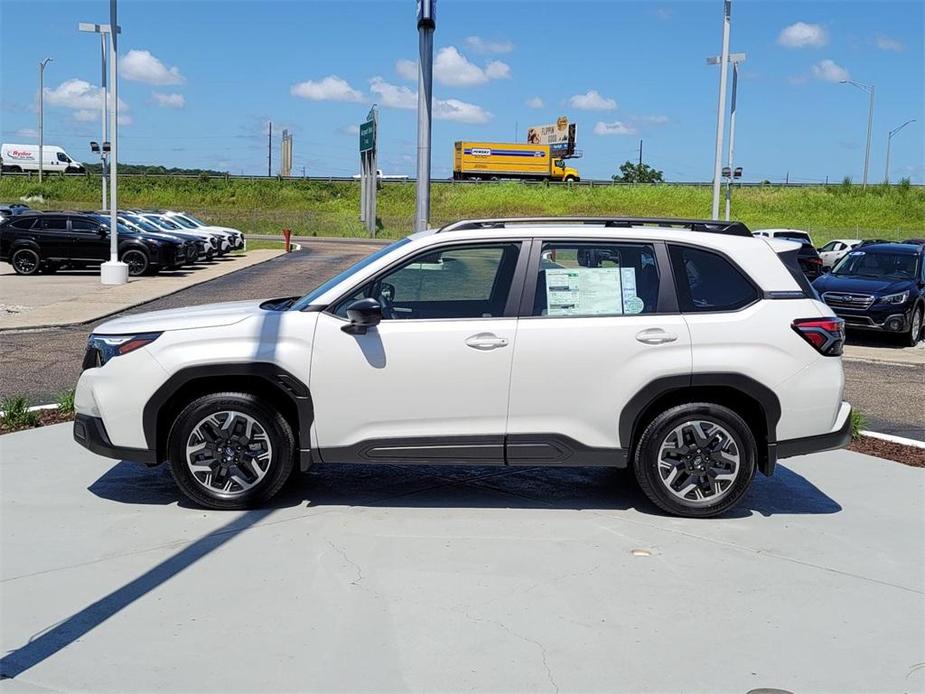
[38,215,72,258]
[506,239,692,460]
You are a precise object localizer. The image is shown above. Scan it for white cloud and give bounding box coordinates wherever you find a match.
[44,78,131,125]
[641,114,670,124]
[290,75,363,102]
[434,98,492,124]
[812,59,849,83]
[74,109,131,125]
[119,49,185,85]
[341,124,360,136]
[525,96,544,109]
[152,92,185,108]
[15,127,37,138]
[593,121,637,136]
[369,77,417,110]
[778,22,828,48]
[464,36,514,54]
[434,46,510,87]
[875,33,904,52]
[396,59,418,81]
[569,89,617,111]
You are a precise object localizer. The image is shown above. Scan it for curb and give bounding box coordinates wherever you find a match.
[860,429,925,449]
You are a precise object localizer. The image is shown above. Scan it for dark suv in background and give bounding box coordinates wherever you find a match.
[0,211,187,276]
[813,242,925,346]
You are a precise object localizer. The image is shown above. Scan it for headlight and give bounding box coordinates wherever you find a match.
[877,291,909,305]
[85,332,161,368]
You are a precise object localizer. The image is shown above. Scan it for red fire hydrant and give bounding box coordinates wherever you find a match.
[283,228,292,253]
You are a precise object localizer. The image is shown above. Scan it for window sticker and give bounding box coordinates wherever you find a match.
[621,267,644,314]
[545,267,623,316]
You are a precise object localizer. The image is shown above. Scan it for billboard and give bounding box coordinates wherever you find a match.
[526,116,577,156]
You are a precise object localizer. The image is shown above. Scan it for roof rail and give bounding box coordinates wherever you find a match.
[436,216,752,237]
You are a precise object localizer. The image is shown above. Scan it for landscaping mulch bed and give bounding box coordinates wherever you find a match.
[849,435,925,468]
[0,409,74,435]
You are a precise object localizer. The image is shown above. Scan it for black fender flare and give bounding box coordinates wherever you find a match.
[142,363,314,457]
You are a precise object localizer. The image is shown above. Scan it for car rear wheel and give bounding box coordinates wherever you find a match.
[11,248,41,275]
[121,249,149,276]
[903,306,923,347]
[632,403,757,518]
[166,392,295,509]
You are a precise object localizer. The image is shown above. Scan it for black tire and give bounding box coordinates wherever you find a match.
[166,392,295,510]
[900,305,923,347]
[39,261,59,274]
[11,248,41,275]
[632,402,757,518]
[121,248,150,276]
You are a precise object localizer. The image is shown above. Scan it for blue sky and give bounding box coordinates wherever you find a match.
[1,0,923,182]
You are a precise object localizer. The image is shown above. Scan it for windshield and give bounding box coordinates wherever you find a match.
[93,216,136,236]
[832,250,917,279]
[169,215,198,229]
[181,213,206,226]
[123,215,162,233]
[290,238,411,311]
[144,215,180,230]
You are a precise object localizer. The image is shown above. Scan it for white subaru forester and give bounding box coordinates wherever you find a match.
[74,217,852,517]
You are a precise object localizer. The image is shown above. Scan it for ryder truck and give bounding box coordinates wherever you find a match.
[453,142,580,182]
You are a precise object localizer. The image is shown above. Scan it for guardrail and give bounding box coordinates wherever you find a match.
[2,171,921,188]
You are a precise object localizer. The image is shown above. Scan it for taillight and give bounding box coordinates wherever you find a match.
[792,317,845,356]
[807,256,823,265]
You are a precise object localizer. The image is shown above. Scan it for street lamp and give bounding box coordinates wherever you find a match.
[79,21,116,209]
[708,51,746,221]
[38,57,52,184]
[710,0,733,220]
[885,119,915,184]
[840,79,875,188]
[414,0,436,232]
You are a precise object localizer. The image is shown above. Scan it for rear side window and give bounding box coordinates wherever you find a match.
[9,217,36,230]
[42,216,68,231]
[669,245,758,312]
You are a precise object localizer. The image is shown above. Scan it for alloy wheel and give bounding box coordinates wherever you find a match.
[185,410,273,496]
[656,419,741,505]
[913,309,923,343]
[122,250,148,276]
[12,249,39,275]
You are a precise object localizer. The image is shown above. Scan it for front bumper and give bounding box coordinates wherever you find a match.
[831,306,913,332]
[74,413,157,465]
[777,402,852,459]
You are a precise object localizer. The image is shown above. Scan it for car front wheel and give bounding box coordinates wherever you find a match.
[11,248,41,275]
[903,306,923,347]
[632,403,757,518]
[166,392,295,509]
[121,249,150,276]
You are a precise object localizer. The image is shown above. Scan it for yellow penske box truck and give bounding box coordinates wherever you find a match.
[453,142,580,182]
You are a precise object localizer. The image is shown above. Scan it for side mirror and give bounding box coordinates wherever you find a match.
[342,297,382,335]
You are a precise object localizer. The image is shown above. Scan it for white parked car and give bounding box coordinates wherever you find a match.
[136,213,230,254]
[73,216,851,518]
[753,228,814,245]
[1,143,85,174]
[162,211,245,250]
[817,239,862,269]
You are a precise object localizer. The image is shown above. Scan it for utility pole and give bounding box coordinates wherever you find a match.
[414,0,435,232]
[267,121,272,177]
[100,34,108,209]
[841,80,875,187]
[100,0,126,284]
[638,139,643,167]
[38,57,52,184]
[884,119,915,184]
[710,0,732,219]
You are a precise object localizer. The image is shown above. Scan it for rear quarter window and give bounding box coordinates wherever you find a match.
[669,245,759,312]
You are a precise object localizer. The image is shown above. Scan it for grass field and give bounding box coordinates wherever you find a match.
[1,175,922,244]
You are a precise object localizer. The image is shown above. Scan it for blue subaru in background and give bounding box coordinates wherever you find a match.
[813,242,925,346]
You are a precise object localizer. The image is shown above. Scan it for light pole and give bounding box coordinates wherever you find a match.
[707,52,746,221]
[79,22,114,209]
[38,57,52,184]
[885,119,915,184]
[710,0,732,220]
[414,0,435,232]
[840,79,875,188]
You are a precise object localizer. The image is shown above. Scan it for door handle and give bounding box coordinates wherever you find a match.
[465,332,509,350]
[636,328,678,345]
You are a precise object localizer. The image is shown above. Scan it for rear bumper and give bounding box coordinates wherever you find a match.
[777,402,852,459]
[73,413,157,465]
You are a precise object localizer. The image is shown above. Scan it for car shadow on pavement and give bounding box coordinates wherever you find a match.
[88,459,841,518]
[0,506,275,681]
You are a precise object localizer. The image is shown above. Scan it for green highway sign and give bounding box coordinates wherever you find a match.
[359,119,376,153]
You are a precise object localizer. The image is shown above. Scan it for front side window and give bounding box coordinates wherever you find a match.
[56,153,69,163]
[532,242,659,317]
[669,245,758,312]
[71,218,99,232]
[334,243,521,320]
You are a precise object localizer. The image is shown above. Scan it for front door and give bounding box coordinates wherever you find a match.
[310,241,525,464]
[506,239,692,462]
[68,217,109,261]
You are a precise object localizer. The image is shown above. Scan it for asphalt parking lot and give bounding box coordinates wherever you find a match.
[1,239,921,441]
[0,423,923,693]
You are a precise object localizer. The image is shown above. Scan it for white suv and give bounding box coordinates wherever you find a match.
[73,217,851,517]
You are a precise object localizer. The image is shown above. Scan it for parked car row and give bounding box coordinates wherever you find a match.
[0,209,245,277]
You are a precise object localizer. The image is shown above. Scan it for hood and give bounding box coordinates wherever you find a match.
[95,299,265,334]
[813,273,912,295]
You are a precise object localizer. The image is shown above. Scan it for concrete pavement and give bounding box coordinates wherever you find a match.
[1,423,922,693]
[0,249,283,331]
